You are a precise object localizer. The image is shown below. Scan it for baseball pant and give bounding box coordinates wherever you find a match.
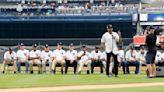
[51,59,65,74]
[42,60,52,73]
[125,61,140,74]
[29,59,41,73]
[2,60,16,72]
[17,60,29,73]
[65,60,77,74]
[78,60,91,73]
[91,60,103,74]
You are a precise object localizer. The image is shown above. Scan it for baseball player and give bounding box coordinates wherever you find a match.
[90,46,103,74]
[77,45,91,74]
[41,44,53,74]
[101,24,122,77]
[65,43,78,74]
[17,43,29,74]
[137,46,147,73]
[51,42,66,74]
[117,45,125,74]
[29,44,41,74]
[125,46,140,74]
[2,48,17,74]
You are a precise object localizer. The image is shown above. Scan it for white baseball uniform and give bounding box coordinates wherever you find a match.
[29,50,41,71]
[155,51,162,63]
[51,49,66,70]
[41,50,53,72]
[66,50,78,61]
[90,50,102,61]
[77,51,91,72]
[2,51,17,72]
[17,49,29,62]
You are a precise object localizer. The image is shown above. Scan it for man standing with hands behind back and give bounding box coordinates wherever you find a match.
[101,24,122,78]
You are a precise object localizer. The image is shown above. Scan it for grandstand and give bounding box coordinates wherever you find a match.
[0,0,163,49]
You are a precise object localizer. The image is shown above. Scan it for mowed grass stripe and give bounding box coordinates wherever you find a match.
[0,73,164,88]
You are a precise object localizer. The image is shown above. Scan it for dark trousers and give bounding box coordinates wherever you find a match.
[65,60,77,74]
[125,61,140,74]
[17,61,29,73]
[122,61,126,74]
[91,61,103,74]
[106,53,119,76]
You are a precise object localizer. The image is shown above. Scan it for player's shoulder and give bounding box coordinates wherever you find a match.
[72,50,77,53]
[36,50,41,52]
[61,49,66,52]
[41,50,45,53]
[25,49,29,52]
[113,32,118,35]
[4,51,9,54]
[53,49,57,52]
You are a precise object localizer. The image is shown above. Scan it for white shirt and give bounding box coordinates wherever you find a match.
[91,50,102,60]
[137,51,146,63]
[118,50,125,62]
[161,52,164,61]
[101,32,119,54]
[4,51,17,61]
[53,49,66,61]
[100,51,106,61]
[66,50,78,61]
[41,50,53,61]
[29,50,41,58]
[78,51,91,62]
[17,49,29,62]
[156,51,162,62]
[125,50,137,61]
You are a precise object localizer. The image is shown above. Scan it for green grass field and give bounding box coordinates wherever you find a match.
[56,86,164,92]
[0,71,164,89]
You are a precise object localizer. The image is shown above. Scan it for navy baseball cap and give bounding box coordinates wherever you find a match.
[95,46,99,49]
[140,46,145,50]
[57,42,63,46]
[107,24,113,28]
[149,26,155,30]
[69,43,74,46]
[20,43,24,46]
[33,44,37,48]
[82,45,86,48]
[45,44,49,48]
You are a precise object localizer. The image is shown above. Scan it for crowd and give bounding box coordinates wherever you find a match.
[0,1,138,16]
[2,42,164,75]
